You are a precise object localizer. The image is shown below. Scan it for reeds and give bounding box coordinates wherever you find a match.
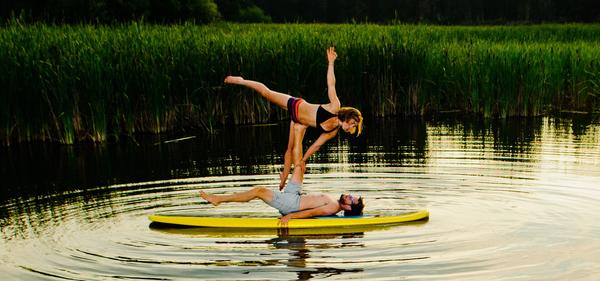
[1,22,599,145]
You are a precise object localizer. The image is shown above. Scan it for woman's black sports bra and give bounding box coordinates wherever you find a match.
[316,106,338,133]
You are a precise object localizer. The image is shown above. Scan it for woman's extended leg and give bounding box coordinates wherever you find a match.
[224,76,291,110]
[199,187,273,207]
[279,121,295,190]
[291,123,308,183]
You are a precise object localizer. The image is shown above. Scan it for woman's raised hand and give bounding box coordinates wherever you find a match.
[224,76,245,84]
[327,47,337,64]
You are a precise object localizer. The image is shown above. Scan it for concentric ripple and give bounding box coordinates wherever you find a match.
[1,117,600,280]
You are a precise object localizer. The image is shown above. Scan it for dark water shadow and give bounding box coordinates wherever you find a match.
[2,116,598,203]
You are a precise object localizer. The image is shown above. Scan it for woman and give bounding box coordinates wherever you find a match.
[224,47,363,189]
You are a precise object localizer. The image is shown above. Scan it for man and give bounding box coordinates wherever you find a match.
[199,123,364,226]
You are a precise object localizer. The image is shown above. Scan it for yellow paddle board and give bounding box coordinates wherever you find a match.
[148,210,429,229]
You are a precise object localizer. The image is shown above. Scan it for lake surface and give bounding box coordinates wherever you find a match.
[1,116,600,280]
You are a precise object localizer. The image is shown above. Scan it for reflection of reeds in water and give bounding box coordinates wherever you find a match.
[1,22,599,145]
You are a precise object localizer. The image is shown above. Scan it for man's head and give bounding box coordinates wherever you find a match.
[338,194,364,216]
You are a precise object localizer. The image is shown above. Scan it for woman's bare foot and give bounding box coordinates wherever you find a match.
[224,76,244,84]
[199,191,220,206]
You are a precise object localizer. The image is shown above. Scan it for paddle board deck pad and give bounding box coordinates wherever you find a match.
[148,210,429,229]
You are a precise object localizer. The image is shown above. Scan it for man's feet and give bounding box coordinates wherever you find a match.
[199,191,220,206]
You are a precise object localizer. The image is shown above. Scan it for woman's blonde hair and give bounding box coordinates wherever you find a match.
[338,107,363,136]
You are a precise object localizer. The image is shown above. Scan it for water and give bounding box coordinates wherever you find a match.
[1,116,600,280]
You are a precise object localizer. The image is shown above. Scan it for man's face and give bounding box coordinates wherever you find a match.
[339,194,359,206]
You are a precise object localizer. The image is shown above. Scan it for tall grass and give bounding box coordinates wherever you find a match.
[1,22,599,145]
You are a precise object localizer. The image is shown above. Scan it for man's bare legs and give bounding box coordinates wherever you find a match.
[199,187,273,206]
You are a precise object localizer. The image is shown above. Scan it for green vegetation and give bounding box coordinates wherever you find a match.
[1,23,599,145]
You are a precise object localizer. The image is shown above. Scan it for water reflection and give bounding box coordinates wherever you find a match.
[149,224,371,280]
[145,217,431,280]
[2,115,599,217]
[264,235,364,280]
[1,184,126,240]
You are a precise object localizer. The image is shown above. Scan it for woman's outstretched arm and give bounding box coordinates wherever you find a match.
[326,47,341,109]
[300,131,337,164]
